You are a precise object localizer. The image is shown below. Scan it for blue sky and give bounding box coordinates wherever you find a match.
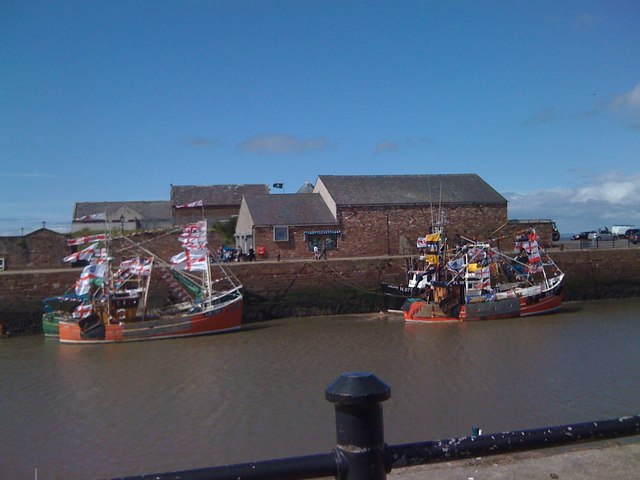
[1,0,639,236]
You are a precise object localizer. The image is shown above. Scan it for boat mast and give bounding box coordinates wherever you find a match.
[140,257,153,321]
[206,220,213,305]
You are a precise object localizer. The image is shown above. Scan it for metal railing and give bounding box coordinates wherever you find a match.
[110,372,640,480]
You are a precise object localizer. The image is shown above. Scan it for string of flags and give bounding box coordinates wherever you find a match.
[171,220,208,272]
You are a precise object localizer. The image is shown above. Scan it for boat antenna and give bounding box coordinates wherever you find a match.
[438,180,443,231]
[428,176,434,231]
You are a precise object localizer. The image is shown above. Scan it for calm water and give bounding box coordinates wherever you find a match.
[2,298,639,479]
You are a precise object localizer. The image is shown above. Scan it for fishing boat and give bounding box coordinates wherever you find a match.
[388,228,564,322]
[42,293,84,337]
[42,235,148,337]
[381,232,443,312]
[58,220,243,344]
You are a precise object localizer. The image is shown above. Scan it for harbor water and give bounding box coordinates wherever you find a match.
[2,298,639,479]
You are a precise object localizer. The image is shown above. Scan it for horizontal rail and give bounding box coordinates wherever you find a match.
[111,452,338,480]
[107,372,640,480]
[388,415,640,469]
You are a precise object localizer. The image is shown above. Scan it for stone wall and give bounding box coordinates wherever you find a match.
[1,248,638,335]
[0,229,69,271]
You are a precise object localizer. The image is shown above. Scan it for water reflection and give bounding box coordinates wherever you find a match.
[1,298,639,479]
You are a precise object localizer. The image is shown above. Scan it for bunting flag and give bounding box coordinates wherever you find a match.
[94,248,108,264]
[171,249,208,271]
[74,213,107,222]
[63,242,99,263]
[520,240,542,265]
[178,221,207,250]
[67,234,107,247]
[75,264,107,296]
[113,257,153,289]
[171,221,208,272]
[72,302,93,319]
[175,200,203,209]
[129,257,152,276]
[479,266,492,290]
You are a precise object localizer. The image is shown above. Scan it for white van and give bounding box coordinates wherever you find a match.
[611,225,635,238]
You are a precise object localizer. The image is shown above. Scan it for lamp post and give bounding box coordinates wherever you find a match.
[120,214,125,235]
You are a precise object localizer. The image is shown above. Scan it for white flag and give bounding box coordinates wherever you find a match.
[74,213,107,222]
[75,263,107,296]
[171,249,208,271]
[175,200,203,209]
[63,242,99,263]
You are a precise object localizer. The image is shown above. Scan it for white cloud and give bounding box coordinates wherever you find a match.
[374,141,399,155]
[504,172,640,234]
[609,82,640,130]
[182,136,217,147]
[611,83,640,113]
[523,107,560,127]
[572,12,596,30]
[238,134,331,154]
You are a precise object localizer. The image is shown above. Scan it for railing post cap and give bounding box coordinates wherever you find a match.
[325,371,391,405]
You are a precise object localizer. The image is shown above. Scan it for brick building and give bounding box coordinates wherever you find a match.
[235,174,509,259]
[0,228,69,271]
[171,184,269,226]
[72,201,171,233]
[235,193,340,260]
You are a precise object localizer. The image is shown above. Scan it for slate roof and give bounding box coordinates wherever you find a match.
[244,194,338,227]
[296,181,315,193]
[73,201,171,220]
[317,174,507,206]
[171,184,269,207]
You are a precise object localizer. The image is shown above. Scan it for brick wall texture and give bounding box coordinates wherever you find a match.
[2,248,638,334]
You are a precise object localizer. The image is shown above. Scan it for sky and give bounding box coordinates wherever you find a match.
[1,0,639,237]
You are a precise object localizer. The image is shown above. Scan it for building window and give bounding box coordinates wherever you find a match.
[305,234,338,252]
[303,230,342,252]
[273,226,289,242]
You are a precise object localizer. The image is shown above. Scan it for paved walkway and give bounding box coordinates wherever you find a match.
[389,438,640,479]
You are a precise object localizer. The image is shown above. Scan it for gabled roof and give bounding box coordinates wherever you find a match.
[244,193,338,227]
[296,181,315,193]
[73,201,171,220]
[171,184,269,207]
[25,227,67,238]
[317,174,507,206]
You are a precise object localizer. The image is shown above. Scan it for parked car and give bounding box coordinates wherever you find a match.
[624,228,639,239]
[589,228,615,241]
[629,232,640,244]
[571,231,594,240]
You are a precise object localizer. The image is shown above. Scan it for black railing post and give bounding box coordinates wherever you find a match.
[325,372,391,480]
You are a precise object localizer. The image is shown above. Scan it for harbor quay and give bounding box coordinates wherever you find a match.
[1,247,639,334]
[390,439,640,480]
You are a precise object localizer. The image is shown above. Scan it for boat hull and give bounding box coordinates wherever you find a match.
[381,283,420,312]
[403,291,563,323]
[42,313,63,337]
[59,296,242,344]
